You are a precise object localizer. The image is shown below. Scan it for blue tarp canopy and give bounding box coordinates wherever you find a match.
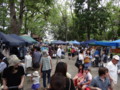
[90,41,119,47]
[0,32,24,46]
[81,39,97,45]
[112,39,120,47]
[52,40,67,44]
[113,39,120,42]
[51,40,57,44]
[69,40,80,45]
[9,34,32,45]
[20,35,37,44]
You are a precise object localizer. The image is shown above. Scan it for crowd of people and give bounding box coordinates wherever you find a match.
[0,44,120,90]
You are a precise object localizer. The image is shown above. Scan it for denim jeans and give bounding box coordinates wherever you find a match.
[42,69,51,87]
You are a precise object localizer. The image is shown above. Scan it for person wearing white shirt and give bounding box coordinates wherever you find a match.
[78,50,84,64]
[25,52,32,69]
[80,68,92,90]
[106,55,120,89]
[57,46,62,58]
[31,71,40,90]
[56,46,62,63]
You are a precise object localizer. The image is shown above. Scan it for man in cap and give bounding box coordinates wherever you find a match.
[106,55,120,88]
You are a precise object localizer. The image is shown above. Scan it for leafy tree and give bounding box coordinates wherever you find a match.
[0,0,54,35]
[48,1,73,41]
[106,1,120,40]
[0,0,9,33]
[74,0,109,41]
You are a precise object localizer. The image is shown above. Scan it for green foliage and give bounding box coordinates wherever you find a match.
[105,1,120,40]
[74,0,110,41]
[0,0,120,41]
[0,0,9,33]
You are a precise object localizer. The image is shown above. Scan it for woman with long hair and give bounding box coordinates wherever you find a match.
[52,62,75,90]
[73,64,85,86]
[48,73,66,90]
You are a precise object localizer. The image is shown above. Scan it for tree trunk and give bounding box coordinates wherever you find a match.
[9,0,24,35]
[18,0,24,33]
[86,26,90,40]
[9,0,19,34]
[24,11,28,34]
[86,0,90,40]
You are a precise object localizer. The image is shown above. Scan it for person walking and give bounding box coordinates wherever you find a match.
[48,73,66,90]
[40,50,52,89]
[94,48,100,67]
[56,46,62,63]
[106,55,120,89]
[78,50,84,65]
[32,47,42,69]
[2,55,25,90]
[31,71,40,90]
[54,62,75,90]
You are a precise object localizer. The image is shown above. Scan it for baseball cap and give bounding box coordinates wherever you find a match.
[113,55,120,61]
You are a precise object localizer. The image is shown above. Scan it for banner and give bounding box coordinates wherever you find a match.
[111,49,120,53]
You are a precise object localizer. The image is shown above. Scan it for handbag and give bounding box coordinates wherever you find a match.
[84,57,90,63]
[75,57,82,68]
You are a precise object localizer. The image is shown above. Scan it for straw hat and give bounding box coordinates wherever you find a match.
[8,55,20,66]
[33,71,39,77]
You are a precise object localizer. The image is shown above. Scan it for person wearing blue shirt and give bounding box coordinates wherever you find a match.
[90,67,112,90]
[94,48,100,67]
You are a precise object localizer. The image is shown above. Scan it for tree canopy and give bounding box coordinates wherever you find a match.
[0,0,120,41]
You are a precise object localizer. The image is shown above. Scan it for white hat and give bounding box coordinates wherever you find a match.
[33,71,39,77]
[8,55,20,66]
[113,55,120,61]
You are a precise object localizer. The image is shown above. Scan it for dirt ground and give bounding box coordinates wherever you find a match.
[24,55,120,90]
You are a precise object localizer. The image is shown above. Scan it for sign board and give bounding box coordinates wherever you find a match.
[111,49,120,53]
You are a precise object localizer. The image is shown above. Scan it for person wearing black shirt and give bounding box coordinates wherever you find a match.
[2,55,25,90]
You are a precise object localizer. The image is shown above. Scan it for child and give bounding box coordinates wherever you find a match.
[31,71,40,90]
[78,68,92,90]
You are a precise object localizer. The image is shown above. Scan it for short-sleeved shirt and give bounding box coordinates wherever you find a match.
[0,62,7,73]
[90,76,111,90]
[57,48,62,57]
[33,51,41,63]
[2,66,25,87]
[32,76,40,84]
[106,61,118,84]
[85,72,92,82]
[40,56,51,71]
